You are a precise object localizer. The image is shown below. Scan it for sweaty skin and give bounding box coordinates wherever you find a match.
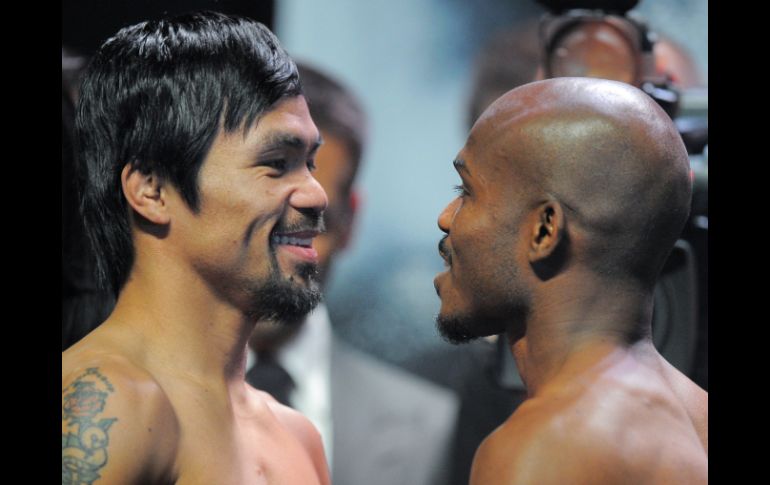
[62,96,331,485]
[435,78,706,484]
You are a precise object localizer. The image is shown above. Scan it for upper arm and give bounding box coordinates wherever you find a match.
[62,363,179,484]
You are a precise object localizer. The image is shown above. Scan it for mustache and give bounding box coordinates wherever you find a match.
[438,235,452,265]
[273,211,326,235]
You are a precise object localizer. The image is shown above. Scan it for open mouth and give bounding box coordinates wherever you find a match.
[270,230,320,263]
[271,233,316,248]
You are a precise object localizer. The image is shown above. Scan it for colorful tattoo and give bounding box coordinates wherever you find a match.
[62,368,118,485]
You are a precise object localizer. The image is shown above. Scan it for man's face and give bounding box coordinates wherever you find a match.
[249,131,358,349]
[434,120,533,344]
[170,95,328,321]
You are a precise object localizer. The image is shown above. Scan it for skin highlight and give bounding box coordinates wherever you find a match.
[63,96,332,485]
[435,77,705,484]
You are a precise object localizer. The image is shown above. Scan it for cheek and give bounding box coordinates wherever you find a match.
[451,213,519,300]
[451,211,490,267]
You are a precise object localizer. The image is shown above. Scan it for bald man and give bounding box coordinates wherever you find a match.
[434,77,707,484]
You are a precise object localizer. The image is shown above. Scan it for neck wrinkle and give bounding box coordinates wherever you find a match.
[107,259,258,391]
[507,273,654,396]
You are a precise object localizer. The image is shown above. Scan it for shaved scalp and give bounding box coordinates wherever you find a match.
[477,78,691,288]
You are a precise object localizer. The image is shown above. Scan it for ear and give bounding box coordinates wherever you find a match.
[121,164,170,225]
[336,189,361,250]
[528,200,564,263]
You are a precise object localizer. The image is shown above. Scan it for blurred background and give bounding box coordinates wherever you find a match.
[275,0,708,387]
[62,0,708,401]
[63,0,707,481]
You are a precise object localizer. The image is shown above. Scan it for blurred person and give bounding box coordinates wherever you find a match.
[467,19,704,128]
[653,36,704,88]
[247,62,459,485]
[62,12,330,484]
[435,77,707,484]
[467,20,541,130]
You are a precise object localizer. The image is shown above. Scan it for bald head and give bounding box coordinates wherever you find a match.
[474,77,691,287]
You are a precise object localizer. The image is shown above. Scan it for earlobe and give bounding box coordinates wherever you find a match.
[529,201,564,262]
[121,164,170,225]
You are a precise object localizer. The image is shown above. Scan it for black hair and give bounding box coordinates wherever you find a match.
[63,55,116,349]
[75,11,302,296]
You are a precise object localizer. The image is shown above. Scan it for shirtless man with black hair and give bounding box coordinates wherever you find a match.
[62,12,330,484]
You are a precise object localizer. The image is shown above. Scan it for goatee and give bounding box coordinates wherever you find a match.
[435,313,480,345]
[247,262,322,323]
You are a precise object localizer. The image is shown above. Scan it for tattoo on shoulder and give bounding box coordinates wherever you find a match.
[62,367,119,485]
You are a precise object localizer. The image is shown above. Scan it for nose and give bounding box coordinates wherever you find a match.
[438,197,460,234]
[290,171,328,213]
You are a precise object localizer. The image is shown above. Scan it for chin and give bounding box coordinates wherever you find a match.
[288,261,320,285]
[245,264,323,323]
[436,302,513,345]
[435,311,483,345]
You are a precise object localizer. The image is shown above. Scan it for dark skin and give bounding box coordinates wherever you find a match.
[434,78,706,484]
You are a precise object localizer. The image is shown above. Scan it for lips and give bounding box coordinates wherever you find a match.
[271,230,320,262]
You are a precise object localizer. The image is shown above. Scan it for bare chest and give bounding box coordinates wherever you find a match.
[171,409,322,485]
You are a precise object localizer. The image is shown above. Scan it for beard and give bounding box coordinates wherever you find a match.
[435,312,481,345]
[436,306,527,345]
[435,278,529,346]
[242,211,325,323]
[245,258,322,323]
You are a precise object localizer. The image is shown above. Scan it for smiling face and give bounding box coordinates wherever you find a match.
[169,95,328,321]
[434,116,536,344]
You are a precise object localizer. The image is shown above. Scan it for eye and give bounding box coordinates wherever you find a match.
[259,159,288,174]
[307,158,317,172]
[453,184,468,198]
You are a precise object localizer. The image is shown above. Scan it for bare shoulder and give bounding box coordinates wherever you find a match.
[245,387,330,484]
[470,393,707,485]
[470,399,568,485]
[62,352,179,484]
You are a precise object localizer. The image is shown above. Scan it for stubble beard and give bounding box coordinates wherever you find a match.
[436,312,482,345]
[436,302,528,345]
[435,249,528,345]
[245,251,323,324]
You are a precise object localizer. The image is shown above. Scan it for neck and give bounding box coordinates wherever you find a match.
[508,272,654,396]
[104,255,258,391]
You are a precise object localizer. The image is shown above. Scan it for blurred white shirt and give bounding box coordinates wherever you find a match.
[247,304,334,468]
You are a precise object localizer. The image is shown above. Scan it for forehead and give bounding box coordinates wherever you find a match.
[201,96,321,171]
[458,117,515,180]
[251,95,319,142]
[456,111,543,203]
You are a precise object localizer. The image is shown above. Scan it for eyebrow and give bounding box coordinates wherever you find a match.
[261,132,323,155]
[453,157,469,175]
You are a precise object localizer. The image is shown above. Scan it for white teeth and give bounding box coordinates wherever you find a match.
[272,235,313,247]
